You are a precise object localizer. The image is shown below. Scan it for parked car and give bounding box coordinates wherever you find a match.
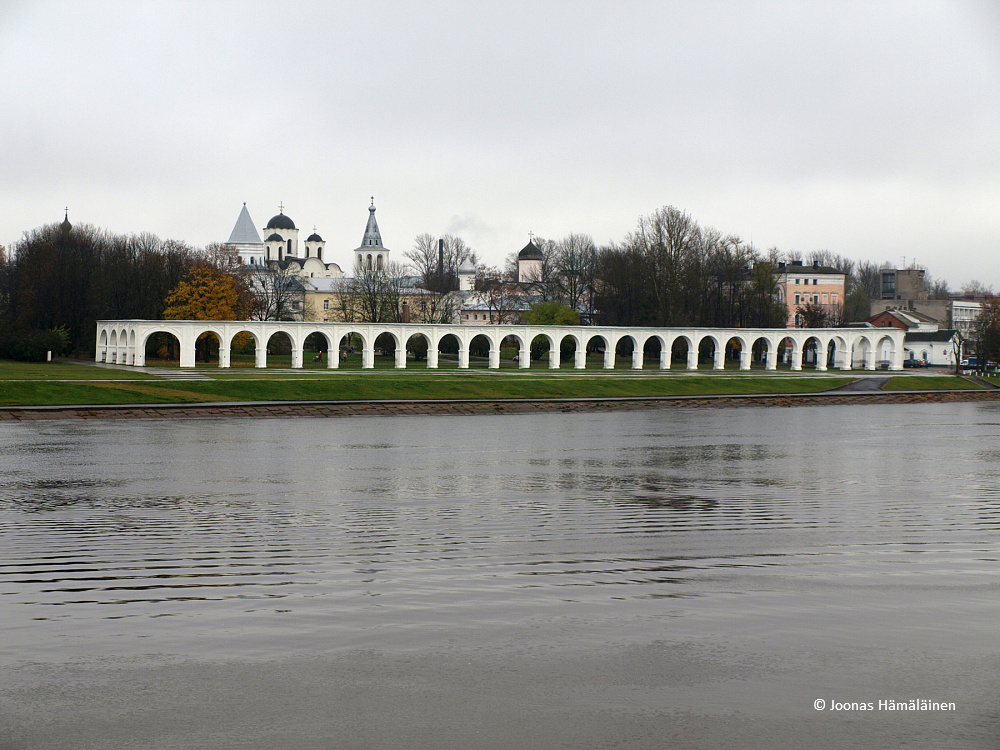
[903,359,919,368]
[960,357,980,374]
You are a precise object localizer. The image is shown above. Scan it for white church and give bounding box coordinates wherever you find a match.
[225,200,392,279]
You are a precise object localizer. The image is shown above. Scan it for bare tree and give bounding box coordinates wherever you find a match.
[827,302,848,327]
[808,249,855,279]
[347,259,409,323]
[406,234,440,288]
[553,233,597,313]
[505,237,560,299]
[795,300,830,328]
[335,280,358,323]
[405,234,478,292]
[248,265,304,321]
[854,261,883,299]
[841,259,884,321]
[475,267,523,324]
[200,242,248,276]
[926,275,952,300]
[961,280,994,297]
[626,206,703,326]
[951,330,965,374]
[410,292,459,324]
[971,296,1000,367]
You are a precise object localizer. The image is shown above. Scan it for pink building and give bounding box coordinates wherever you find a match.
[776,261,846,328]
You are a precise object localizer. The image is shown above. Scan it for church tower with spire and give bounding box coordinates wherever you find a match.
[353,198,390,271]
[225,203,264,265]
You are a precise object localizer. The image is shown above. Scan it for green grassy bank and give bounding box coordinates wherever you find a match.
[882,375,983,391]
[0,361,980,407]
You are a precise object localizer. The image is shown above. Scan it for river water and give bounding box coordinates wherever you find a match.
[1,404,999,749]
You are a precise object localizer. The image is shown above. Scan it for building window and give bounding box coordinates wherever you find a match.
[323,300,329,310]
[882,273,896,298]
[795,294,800,305]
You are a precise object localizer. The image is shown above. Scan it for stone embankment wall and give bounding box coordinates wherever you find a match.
[2,390,999,421]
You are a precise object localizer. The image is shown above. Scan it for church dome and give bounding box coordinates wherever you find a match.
[265,232,284,242]
[518,241,543,260]
[266,212,296,230]
[306,232,323,242]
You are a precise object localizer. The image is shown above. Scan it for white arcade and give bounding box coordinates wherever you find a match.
[96,320,906,372]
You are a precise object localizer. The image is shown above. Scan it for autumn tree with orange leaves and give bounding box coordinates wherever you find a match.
[163,264,249,361]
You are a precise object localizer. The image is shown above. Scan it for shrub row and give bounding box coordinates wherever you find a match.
[0,327,68,362]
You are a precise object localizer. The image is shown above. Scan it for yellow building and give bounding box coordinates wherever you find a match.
[303,278,445,324]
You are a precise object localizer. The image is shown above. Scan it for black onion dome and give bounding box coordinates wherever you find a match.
[518,241,543,260]
[306,232,323,242]
[266,212,296,230]
[265,232,284,242]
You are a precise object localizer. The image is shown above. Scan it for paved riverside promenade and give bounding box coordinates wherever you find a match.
[2,387,998,422]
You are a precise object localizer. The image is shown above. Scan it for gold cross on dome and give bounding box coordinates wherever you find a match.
[279,202,285,213]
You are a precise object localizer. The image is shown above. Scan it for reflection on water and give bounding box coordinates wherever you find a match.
[2,404,1000,748]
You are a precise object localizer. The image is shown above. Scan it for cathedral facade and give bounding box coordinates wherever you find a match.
[224,200,393,280]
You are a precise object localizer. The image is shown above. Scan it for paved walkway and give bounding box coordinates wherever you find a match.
[139,367,213,381]
[831,376,888,392]
[3,389,999,422]
[62,359,212,380]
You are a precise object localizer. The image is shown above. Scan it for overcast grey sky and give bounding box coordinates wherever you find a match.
[2,0,998,287]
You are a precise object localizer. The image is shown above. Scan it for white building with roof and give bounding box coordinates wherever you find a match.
[225,201,399,280]
[222,200,449,325]
[517,240,544,282]
[226,203,265,266]
[444,240,565,325]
